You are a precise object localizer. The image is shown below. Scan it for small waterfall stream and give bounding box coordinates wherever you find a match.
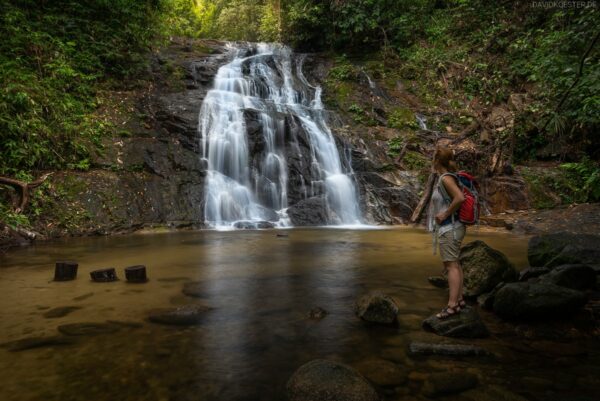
[199,43,362,229]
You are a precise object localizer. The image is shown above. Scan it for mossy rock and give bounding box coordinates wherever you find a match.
[459,240,517,298]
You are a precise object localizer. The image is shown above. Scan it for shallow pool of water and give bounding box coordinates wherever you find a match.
[0,227,598,401]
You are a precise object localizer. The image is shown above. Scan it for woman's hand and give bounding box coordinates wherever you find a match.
[435,211,447,225]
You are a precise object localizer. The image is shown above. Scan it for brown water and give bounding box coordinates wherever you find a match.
[0,227,598,401]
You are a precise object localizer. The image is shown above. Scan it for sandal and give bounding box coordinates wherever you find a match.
[436,304,461,319]
[458,298,467,309]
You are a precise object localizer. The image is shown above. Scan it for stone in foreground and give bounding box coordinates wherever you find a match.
[355,292,399,325]
[422,307,489,338]
[422,372,478,397]
[459,241,517,297]
[148,304,211,326]
[493,282,586,320]
[286,359,380,401]
[407,341,490,357]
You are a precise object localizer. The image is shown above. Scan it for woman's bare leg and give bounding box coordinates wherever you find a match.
[445,261,460,306]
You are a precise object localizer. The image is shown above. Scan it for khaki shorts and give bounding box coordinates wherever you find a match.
[438,225,466,262]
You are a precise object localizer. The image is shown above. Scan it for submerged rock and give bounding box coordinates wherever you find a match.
[493,282,586,320]
[540,264,597,290]
[458,384,528,401]
[2,335,77,351]
[148,304,211,326]
[58,322,121,336]
[181,281,204,298]
[427,276,448,289]
[355,292,399,325]
[528,232,600,268]
[353,359,408,387]
[43,306,81,318]
[286,359,380,401]
[422,307,489,338]
[407,342,490,357]
[459,241,517,297]
[422,371,478,397]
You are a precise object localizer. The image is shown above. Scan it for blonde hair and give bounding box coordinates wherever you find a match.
[433,147,458,173]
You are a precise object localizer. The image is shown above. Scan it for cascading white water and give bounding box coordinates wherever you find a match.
[199,43,362,229]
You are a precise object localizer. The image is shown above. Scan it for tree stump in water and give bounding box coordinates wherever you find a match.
[54,261,78,281]
[90,268,118,282]
[124,265,147,283]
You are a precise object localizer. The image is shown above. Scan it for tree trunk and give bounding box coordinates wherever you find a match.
[124,265,148,283]
[90,268,118,282]
[54,261,78,281]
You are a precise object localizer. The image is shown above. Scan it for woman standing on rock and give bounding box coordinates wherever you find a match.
[428,146,466,319]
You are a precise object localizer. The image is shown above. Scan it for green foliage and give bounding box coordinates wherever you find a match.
[388,108,417,130]
[0,0,164,176]
[561,158,600,202]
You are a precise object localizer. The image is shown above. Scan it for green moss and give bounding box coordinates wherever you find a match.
[520,166,577,209]
[402,151,428,170]
[388,108,418,130]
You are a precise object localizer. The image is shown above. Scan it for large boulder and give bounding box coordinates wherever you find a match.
[528,232,600,268]
[287,196,331,226]
[493,282,586,320]
[286,359,380,401]
[355,292,399,325]
[540,264,597,290]
[459,241,517,297]
[422,307,489,338]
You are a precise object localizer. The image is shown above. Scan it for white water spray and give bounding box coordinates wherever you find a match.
[199,43,362,228]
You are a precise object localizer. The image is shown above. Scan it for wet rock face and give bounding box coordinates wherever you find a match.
[492,282,586,320]
[528,232,600,268]
[287,196,331,226]
[459,240,518,298]
[355,292,399,325]
[286,359,380,401]
[422,307,489,338]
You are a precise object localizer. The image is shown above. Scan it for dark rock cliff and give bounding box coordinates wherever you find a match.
[14,38,420,242]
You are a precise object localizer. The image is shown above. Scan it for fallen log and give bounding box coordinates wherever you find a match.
[90,268,118,282]
[410,172,437,223]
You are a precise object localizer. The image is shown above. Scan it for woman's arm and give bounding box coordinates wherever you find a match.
[435,175,465,224]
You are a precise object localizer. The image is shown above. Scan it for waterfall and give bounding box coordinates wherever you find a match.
[199,43,362,229]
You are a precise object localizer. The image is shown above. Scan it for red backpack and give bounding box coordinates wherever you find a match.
[440,171,480,225]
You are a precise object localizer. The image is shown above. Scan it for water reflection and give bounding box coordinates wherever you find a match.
[3,227,588,401]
